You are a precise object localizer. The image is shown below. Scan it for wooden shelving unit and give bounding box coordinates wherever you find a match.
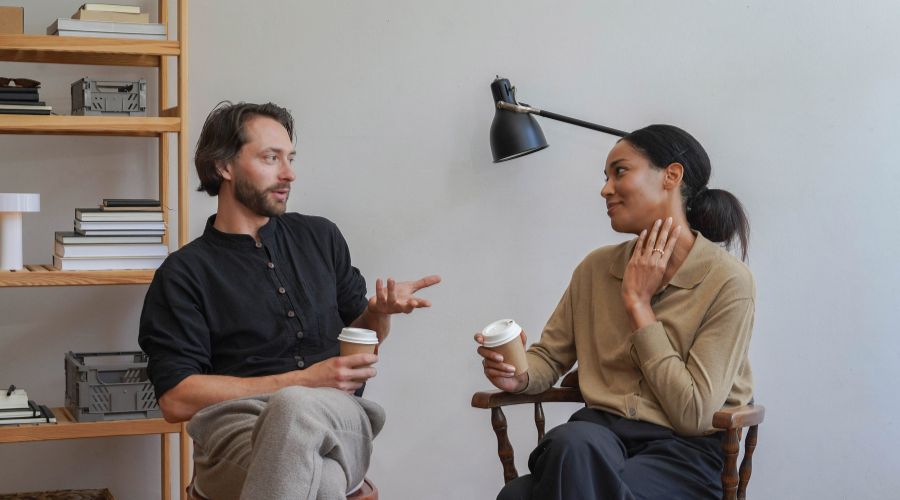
[0,407,181,443]
[0,115,181,136]
[0,1,191,498]
[0,266,155,287]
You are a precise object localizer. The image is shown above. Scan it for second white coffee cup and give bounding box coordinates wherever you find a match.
[481,319,528,375]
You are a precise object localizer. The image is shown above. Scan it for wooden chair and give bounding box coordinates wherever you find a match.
[472,371,764,500]
[186,476,378,499]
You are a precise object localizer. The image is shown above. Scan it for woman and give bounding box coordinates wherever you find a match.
[477,124,754,500]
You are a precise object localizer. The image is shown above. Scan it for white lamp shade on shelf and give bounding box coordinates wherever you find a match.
[0,193,40,213]
[0,193,41,271]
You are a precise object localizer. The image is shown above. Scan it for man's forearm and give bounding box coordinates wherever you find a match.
[158,371,301,423]
[351,307,392,341]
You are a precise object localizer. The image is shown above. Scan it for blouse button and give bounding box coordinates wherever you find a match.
[278,287,286,294]
[267,262,275,269]
[287,310,296,318]
[255,242,262,248]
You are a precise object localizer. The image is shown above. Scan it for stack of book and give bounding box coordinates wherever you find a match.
[53,198,168,271]
[0,84,52,116]
[47,3,166,40]
[0,386,57,426]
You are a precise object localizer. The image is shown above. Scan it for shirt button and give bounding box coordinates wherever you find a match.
[296,330,304,339]
[255,242,262,248]
[278,287,286,294]
[267,262,275,269]
[628,408,636,417]
[287,310,296,318]
[296,360,305,368]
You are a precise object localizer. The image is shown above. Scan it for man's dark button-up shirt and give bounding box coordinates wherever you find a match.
[138,213,368,399]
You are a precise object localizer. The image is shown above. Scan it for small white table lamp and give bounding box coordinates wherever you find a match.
[0,193,41,271]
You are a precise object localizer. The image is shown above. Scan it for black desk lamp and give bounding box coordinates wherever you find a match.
[489,77,629,163]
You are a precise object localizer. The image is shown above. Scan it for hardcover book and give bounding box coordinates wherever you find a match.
[80,3,142,14]
[55,241,168,258]
[56,231,163,245]
[53,254,164,271]
[0,103,52,111]
[50,30,166,40]
[0,400,41,419]
[75,220,165,231]
[75,229,165,236]
[73,8,150,23]
[0,405,57,426]
[48,18,165,35]
[102,198,160,207]
[76,208,163,222]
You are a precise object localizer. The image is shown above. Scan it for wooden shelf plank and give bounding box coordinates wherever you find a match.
[0,407,181,443]
[0,115,180,136]
[0,267,155,287]
[0,34,179,67]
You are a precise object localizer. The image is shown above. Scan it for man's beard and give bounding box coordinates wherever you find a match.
[234,175,290,218]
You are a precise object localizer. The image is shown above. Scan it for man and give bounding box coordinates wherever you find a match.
[139,101,440,499]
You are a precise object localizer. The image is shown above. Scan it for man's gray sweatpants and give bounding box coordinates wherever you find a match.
[186,386,386,500]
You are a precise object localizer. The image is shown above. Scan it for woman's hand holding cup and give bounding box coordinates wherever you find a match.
[475,324,529,393]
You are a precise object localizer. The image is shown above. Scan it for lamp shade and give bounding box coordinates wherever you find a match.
[489,78,548,163]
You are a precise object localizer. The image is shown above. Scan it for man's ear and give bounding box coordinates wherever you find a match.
[663,162,684,191]
[217,160,233,182]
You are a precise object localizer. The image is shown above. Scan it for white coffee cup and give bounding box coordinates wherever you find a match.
[480,319,528,375]
[338,327,379,362]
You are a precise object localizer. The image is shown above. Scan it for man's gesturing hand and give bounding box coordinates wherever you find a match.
[297,354,378,393]
[368,275,441,315]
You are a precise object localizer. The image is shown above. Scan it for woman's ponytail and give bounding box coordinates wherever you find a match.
[686,188,749,261]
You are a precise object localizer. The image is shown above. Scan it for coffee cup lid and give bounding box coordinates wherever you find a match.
[480,319,522,348]
[338,327,379,345]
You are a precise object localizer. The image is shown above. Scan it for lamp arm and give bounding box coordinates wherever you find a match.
[496,101,628,138]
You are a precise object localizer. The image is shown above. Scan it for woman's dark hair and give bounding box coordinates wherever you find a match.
[194,101,295,196]
[623,124,750,261]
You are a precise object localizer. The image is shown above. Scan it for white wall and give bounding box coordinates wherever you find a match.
[1,1,898,498]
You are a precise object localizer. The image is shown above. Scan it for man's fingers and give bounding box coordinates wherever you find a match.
[376,278,387,304]
[411,274,442,291]
[387,278,397,304]
[341,353,378,367]
[474,333,485,345]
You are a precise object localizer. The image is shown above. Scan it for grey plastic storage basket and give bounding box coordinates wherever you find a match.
[64,351,160,422]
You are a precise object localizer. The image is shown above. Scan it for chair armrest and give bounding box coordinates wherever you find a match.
[471,387,584,409]
[712,404,765,430]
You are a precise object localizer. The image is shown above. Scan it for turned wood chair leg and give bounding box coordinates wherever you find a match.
[491,407,519,483]
[534,403,545,443]
[737,425,758,500]
[721,428,740,500]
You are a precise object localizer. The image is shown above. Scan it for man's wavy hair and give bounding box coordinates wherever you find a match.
[194,101,295,196]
